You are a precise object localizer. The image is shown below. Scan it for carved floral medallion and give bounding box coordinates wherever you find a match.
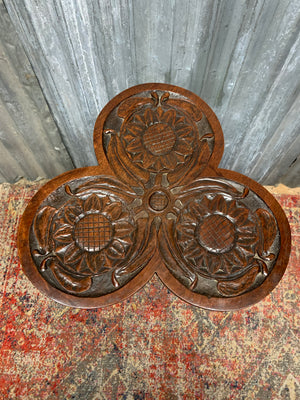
[177,194,259,278]
[122,105,196,172]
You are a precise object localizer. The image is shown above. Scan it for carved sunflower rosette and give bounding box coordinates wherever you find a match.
[159,179,280,298]
[30,176,154,296]
[101,88,222,188]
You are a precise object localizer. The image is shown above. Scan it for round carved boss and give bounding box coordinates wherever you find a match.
[18,84,291,310]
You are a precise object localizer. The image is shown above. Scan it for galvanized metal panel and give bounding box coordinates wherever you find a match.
[3,0,300,185]
[0,0,73,183]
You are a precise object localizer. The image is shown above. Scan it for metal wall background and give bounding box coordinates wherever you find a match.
[0,0,74,182]
[1,0,300,185]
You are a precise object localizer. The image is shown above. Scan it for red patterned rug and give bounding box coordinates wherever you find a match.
[0,180,299,400]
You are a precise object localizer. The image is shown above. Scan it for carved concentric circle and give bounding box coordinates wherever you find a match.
[197,214,235,253]
[149,191,169,211]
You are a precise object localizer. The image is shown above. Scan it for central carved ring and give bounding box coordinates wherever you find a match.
[143,123,176,156]
[149,191,169,211]
[198,214,235,253]
[74,213,112,252]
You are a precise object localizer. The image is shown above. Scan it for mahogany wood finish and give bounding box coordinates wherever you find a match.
[18,84,291,310]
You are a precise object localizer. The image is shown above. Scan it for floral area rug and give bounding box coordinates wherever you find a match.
[0,180,299,400]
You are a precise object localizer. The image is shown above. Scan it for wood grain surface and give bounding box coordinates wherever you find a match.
[18,84,291,309]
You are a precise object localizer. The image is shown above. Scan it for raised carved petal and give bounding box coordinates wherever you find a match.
[64,243,83,265]
[189,201,210,219]
[103,201,123,221]
[231,208,250,224]
[142,152,155,169]
[175,125,193,138]
[52,225,73,243]
[144,108,157,125]
[126,123,144,137]
[207,254,223,275]
[236,234,258,247]
[114,220,135,238]
[175,141,192,155]
[86,252,106,274]
[231,246,248,267]
[84,194,103,212]
[106,240,125,258]
[75,253,89,275]
[126,137,143,154]
[176,222,196,238]
[160,109,176,125]
[64,202,83,225]
[236,219,256,233]
[164,153,178,169]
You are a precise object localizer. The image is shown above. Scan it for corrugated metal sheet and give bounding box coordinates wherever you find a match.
[2,0,300,185]
[0,0,74,182]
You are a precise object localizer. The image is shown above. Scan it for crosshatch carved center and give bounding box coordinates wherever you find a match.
[143,123,176,156]
[74,213,112,252]
[198,215,235,253]
[149,191,169,211]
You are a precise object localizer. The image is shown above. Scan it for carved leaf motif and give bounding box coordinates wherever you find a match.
[159,219,198,288]
[175,178,244,199]
[167,141,211,186]
[256,208,277,252]
[33,206,56,251]
[200,133,214,140]
[118,97,153,118]
[73,177,136,200]
[167,99,203,121]
[112,218,157,287]
[50,262,92,293]
[107,134,148,187]
[217,263,260,296]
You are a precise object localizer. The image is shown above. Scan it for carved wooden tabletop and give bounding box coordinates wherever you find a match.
[18,84,291,310]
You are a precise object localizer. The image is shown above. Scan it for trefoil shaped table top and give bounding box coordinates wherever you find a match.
[18,84,291,310]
